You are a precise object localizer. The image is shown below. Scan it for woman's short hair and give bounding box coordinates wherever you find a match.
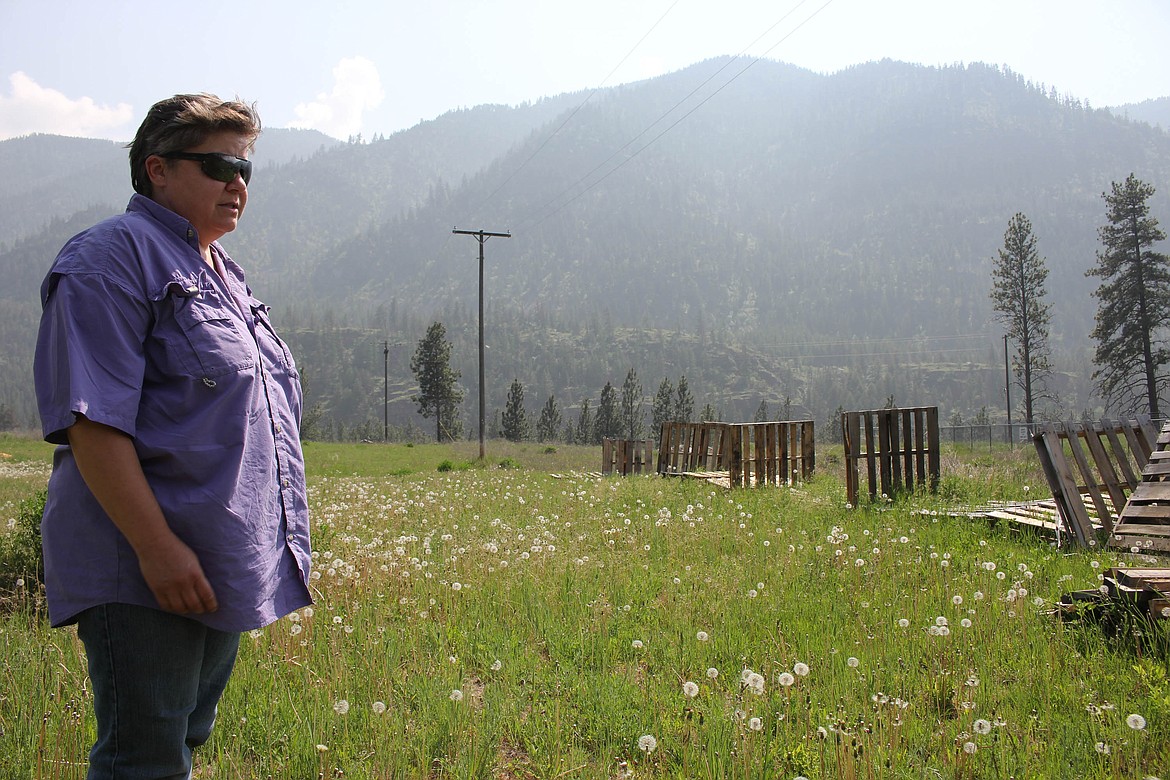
[128,93,261,197]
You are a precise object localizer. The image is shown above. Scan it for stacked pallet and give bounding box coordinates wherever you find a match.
[1109,420,1170,552]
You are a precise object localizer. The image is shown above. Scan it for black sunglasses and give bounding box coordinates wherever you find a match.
[160,151,252,184]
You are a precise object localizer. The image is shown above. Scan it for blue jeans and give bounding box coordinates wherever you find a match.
[76,603,240,780]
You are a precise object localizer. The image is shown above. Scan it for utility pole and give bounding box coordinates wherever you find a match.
[452,227,512,460]
[383,340,389,442]
[1003,334,1013,449]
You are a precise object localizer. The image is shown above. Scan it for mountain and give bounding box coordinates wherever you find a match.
[1,59,1169,437]
[1108,97,1170,130]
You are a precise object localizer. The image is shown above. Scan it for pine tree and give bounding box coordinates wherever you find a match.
[575,399,593,445]
[536,395,562,443]
[501,379,529,442]
[990,212,1053,423]
[652,377,674,434]
[410,322,464,441]
[754,400,769,422]
[675,376,694,423]
[619,368,644,439]
[700,403,717,422]
[1087,174,1170,417]
[594,381,620,444]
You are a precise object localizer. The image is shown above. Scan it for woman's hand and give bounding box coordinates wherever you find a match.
[66,416,218,614]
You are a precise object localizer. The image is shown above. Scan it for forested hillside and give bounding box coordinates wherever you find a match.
[1,58,1168,439]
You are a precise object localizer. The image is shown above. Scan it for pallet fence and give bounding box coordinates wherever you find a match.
[842,406,940,506]
[601,438,654,476]
[1030,418,1156,549]
[656,421,815,487]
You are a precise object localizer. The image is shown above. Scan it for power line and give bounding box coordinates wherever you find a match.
[466,1,683,221]
[516,0,837,231]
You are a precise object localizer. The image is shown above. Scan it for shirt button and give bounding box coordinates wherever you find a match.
[281,478,290,488]
[286,534,295,543]
[274,424,283,434]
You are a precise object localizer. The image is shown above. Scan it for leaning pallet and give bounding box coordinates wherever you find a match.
[1109,419,1170,552]
[1031,418,1156,549]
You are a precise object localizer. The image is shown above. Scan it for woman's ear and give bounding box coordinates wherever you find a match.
[145,155,168,189]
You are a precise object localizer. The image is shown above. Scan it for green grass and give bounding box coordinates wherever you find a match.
[1,436,1168,779]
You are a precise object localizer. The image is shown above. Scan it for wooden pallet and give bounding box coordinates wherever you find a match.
[1109,420,1170,552]
[601,438,654,476]
[842,407,940,506]
[1031,418,1156,549]
[657,421,814,488]
[1059,567,1170,625]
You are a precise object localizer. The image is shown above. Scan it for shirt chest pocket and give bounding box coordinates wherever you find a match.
[154,281,256,380]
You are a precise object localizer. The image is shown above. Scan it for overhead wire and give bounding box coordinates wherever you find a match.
[464,0,683,223]
[513,0,837,232]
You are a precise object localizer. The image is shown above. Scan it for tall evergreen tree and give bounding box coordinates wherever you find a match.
[700,403,717,422]
[501,378,529,442]
[990,212,1053,423]
[536,395,562,443]
[575,399,593,445]
[1087,174,1170,417]
[619,368,645,439]
[410,321,464,441]
[652,377,674,434]
[594,381,620,443]
[675,376,694,423]
[754,400,770,422]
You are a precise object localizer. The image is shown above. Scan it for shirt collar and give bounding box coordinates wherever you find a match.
[127,193,204,253]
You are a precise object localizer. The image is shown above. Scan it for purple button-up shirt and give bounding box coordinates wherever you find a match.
[34,194,312,632]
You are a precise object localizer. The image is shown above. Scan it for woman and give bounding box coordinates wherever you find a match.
[34,94,312,778]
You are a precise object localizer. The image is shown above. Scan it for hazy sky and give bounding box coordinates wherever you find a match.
[1,0,1167,142]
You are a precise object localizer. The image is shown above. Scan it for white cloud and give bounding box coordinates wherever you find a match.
[0,72,135,141]
[287,56,385,140]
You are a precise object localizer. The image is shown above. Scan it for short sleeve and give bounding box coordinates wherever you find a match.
[35,272,151,444]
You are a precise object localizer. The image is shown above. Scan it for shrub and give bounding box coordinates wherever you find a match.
[0,489,45,593]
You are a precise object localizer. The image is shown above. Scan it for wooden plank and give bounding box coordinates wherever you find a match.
[1141,461,1170,477]
[1101,421,1140,487]
[901,408,914,491]
[926,406,941,493]
[1066,423,1115,536]
[875,410,890,500]
[1110,524,1170,537]
[1033,424,1095,547]
[1079,425,1126,533]
[1128,482,1170,502]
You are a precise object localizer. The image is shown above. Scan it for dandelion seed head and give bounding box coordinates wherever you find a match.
[707,667,719,679]
[683,681,699,698]
[696,630,709,642]
[637,734,657,753]
[449,689,464,702]
[372,701,387,714]
[1127,713,1147,730]
[749,716,763,731]
[794,662,809,677]
[333,699,350,715]
[963,741,977,754]
[973,718,991,734]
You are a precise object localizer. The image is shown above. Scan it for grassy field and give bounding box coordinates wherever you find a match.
[1,433,1168,779]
